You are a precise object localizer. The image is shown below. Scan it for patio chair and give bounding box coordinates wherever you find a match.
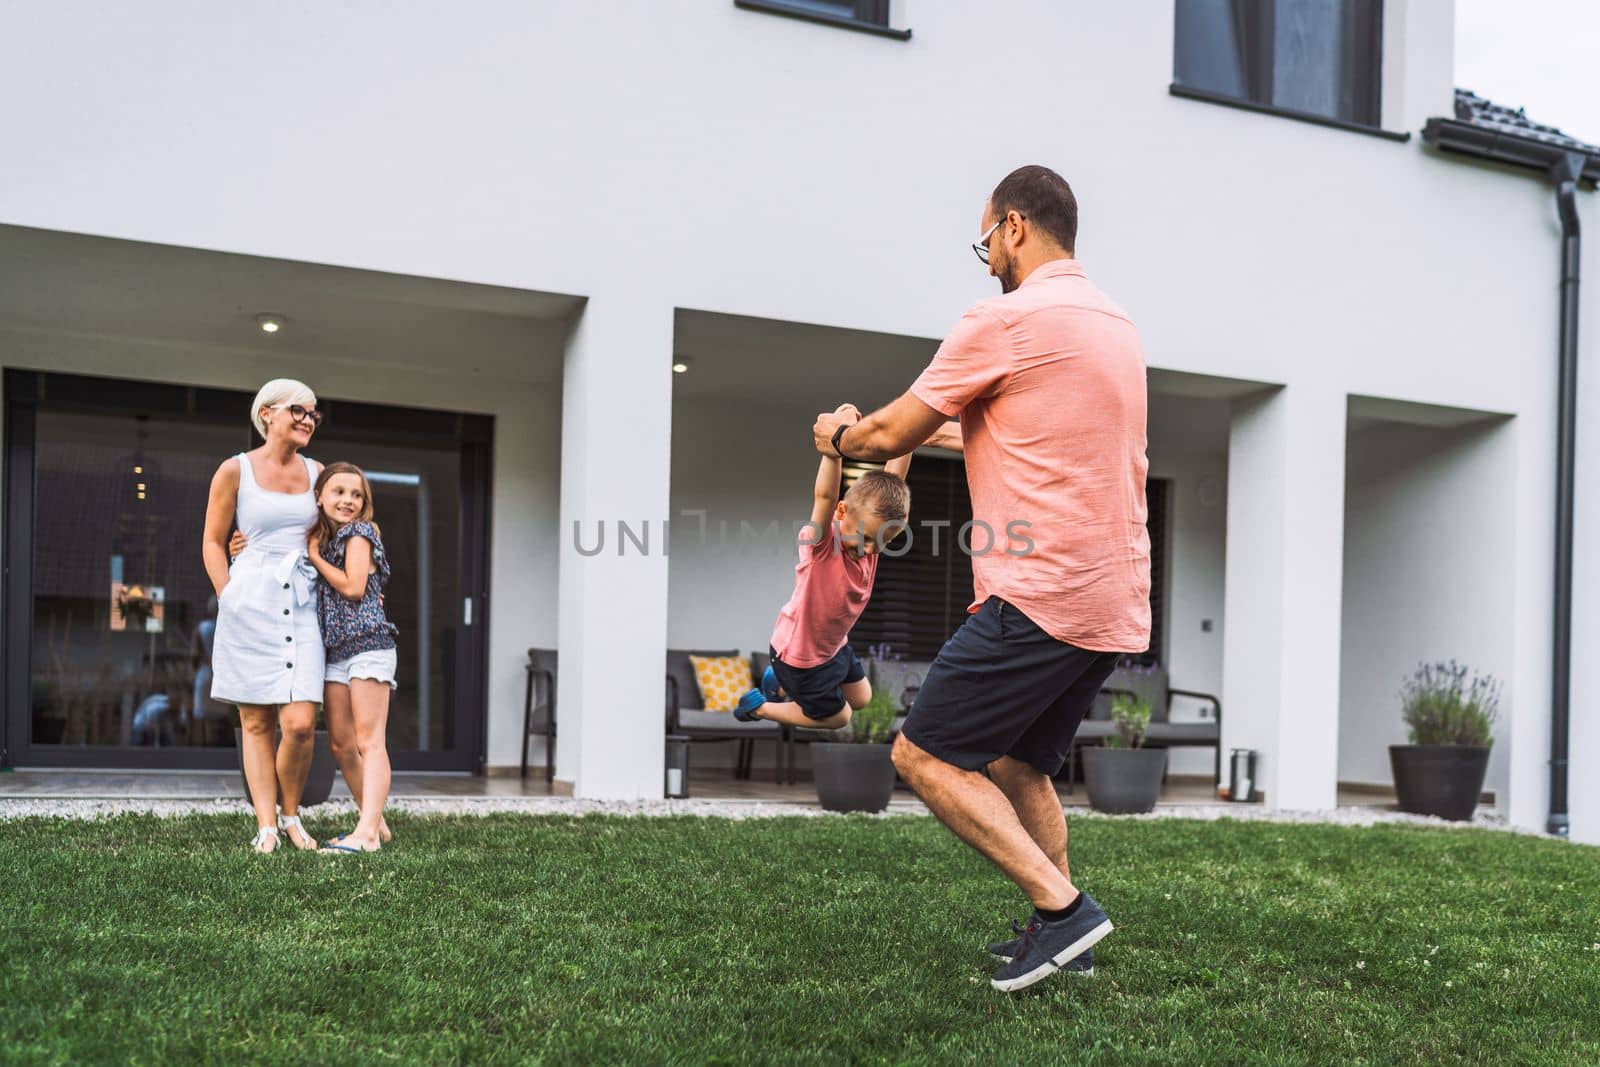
[521,647,557,783]
[1065,663,1222,792]
[665,648,784,781]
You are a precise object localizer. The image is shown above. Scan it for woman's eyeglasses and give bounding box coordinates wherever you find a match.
[273,403,323,427]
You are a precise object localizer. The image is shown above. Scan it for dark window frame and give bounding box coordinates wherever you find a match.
[1171,0,1405,141]
[848,456,1171,667]
[734,0,910,41]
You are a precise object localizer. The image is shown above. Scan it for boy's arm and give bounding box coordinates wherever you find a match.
[809,453,843,532]
[884,452,912,480]
[924,420,964,454]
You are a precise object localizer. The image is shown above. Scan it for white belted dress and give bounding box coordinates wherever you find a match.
[210,452,325,706]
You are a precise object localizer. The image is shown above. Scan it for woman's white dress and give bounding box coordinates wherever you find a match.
[210,453,325,706]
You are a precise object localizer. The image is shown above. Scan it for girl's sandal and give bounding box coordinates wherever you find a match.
[319,833,379,855]
[279,815,319,851]
[251,827,281,854]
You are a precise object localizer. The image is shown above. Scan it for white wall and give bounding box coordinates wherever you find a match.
[0,327,563,770]
[1148,393,1231,777]
[1338,418,1517,800]
[1,0,1597,823]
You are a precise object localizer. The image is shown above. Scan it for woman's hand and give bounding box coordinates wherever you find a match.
[227,530,248,560]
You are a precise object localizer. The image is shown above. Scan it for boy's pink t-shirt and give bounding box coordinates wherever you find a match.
[910,258,1151,653]
[769,521,879,668]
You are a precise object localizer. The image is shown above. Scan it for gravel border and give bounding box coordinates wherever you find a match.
[0,794,1523,833]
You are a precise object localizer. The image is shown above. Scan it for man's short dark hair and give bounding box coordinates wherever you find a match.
[990,165,1077,253]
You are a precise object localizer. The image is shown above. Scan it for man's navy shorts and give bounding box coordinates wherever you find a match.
[900,597,1121,776]
[769,643,866,721]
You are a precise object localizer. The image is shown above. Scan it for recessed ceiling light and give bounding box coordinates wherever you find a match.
[672,357,691,374]
[254,312,286,334]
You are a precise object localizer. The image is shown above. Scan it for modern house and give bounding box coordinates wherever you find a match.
[1,2,1595,842]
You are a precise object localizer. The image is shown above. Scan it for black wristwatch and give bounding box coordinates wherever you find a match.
[830,423,857,462]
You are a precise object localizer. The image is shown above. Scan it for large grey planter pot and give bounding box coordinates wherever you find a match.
[1389,744,1489,822]
[235,727,337,808]
[1081,746,1167,814]
[813,742,896,813]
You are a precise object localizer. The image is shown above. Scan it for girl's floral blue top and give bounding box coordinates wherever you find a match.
[317,520,399,662]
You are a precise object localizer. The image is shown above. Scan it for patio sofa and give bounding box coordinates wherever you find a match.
[665,649,786,782]
[1065,664,1222,791]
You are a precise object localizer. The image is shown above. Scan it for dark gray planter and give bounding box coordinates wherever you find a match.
[234,727,337,808]
[1389,744,1489,822]
[1081,746,1167,814]
[812,742,896,813]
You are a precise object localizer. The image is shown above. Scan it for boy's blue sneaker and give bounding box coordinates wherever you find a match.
[990,894,1114,993]
[733,690,766,722]
[987,919,1094,975]
[760,665,783,701]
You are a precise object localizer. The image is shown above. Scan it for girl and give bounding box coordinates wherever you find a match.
[307,462,400,855]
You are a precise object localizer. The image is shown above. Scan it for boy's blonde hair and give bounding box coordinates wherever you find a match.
[845,470,910,522]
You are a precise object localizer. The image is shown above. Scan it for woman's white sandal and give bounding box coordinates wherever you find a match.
[251,827,280,854]
[278,814,318,851]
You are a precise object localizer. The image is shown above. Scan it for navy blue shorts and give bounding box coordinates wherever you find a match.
[900,597,1121,776]
[769,644,867,721]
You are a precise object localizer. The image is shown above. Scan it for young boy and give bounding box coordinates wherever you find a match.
[734,405,912,729]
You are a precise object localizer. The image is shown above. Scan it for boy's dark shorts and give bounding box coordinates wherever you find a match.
[900,597,1122,776]
[769,643,866,721]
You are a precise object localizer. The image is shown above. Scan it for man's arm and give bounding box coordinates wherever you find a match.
[813,391,948,463]
[923,420,964,454]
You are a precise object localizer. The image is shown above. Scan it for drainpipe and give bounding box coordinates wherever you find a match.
[1547,151,1583,838]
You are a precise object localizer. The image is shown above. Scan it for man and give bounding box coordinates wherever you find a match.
[813,164,1150,993]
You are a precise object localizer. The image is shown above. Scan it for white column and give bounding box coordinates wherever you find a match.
[1221,387,1347,810]
[556,291,673,799]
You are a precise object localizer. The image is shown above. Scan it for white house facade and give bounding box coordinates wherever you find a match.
[1,1,1596,841]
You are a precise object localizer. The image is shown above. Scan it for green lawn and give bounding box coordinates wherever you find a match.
[3,813,1598,1065]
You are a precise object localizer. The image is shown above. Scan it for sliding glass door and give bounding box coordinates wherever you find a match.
[3,370,491,771]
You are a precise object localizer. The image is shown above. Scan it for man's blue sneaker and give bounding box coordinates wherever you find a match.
[990,894,1114,993]
[987,919,1093,975]
[760,665,783,701]
[733,689,766,722]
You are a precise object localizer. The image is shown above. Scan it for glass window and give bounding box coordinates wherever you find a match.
[1174,0,1383,127]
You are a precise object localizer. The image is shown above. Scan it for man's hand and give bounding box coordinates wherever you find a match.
[227,530,248,560]
[813,406,859,456]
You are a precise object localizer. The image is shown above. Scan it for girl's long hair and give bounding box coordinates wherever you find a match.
[311,461,376,551]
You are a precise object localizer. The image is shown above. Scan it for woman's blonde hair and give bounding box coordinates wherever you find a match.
[250,378,317,440]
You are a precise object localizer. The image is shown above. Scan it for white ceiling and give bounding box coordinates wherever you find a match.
[0,224,580,383]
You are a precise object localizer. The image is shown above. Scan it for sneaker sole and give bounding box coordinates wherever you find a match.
[990,918,1113,993]
[989,951,1094,977]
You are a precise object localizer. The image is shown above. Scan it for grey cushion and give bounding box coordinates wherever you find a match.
[674,709,781,734]
[1102,664,1171,722]
[869,659,934,713]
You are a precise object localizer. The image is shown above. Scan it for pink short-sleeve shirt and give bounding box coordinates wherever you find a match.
[910,258,1151,653]
[770,521,879,668]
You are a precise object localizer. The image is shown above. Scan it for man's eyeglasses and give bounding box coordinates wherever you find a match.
[273,403,323,428]
[971,213,1022,265]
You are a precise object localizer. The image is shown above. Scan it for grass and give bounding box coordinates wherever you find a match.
[3,813,1599,1065]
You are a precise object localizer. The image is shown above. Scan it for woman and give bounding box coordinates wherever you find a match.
[203,379,326,853]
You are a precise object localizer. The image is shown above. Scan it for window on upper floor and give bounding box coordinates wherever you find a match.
[734,0,909,41]
[1173,0,1383,129]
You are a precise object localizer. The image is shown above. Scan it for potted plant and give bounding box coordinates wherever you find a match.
[1389,661,1498,821]
[235,707,338,808]
[1081,693,1167,814]
[811,688,898,814]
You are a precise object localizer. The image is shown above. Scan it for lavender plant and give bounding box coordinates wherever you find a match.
[1104,692,1153,749]
[1400,660,1500,748]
